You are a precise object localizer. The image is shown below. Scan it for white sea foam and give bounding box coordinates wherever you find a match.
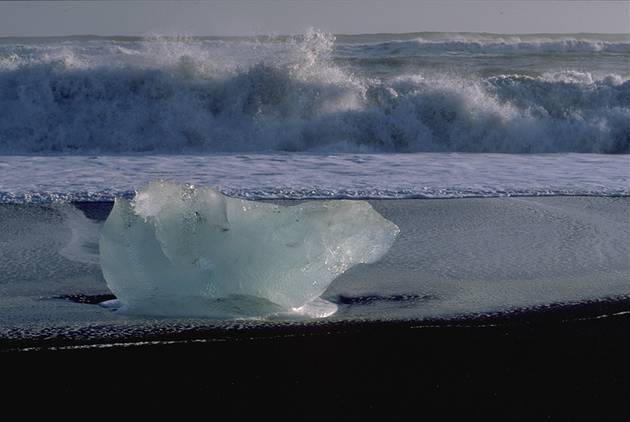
[1,153,628,203]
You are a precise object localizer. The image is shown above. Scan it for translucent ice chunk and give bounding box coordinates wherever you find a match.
[58,204,102,266]
[99,181,399,318]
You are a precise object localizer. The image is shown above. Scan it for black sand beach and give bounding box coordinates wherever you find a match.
[2,299,630,417]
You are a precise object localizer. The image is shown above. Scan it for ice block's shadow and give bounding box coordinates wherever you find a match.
[98,182,399,319]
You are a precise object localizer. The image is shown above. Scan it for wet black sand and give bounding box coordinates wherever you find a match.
[2,298,629,417]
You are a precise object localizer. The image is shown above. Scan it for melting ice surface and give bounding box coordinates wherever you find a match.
[99,182,399,318]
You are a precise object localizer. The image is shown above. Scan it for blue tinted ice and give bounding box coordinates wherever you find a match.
[99,181,399,318]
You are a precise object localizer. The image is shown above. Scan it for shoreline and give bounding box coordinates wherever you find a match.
[1,196,628,351]
[2,300,629,414]
[3,294,629,352]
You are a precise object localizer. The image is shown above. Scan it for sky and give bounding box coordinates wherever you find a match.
[0,1,628,37]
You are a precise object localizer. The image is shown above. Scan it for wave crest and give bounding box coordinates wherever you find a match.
[0,31,628,153]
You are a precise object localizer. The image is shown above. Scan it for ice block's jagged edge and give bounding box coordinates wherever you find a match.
[99,182,399,318]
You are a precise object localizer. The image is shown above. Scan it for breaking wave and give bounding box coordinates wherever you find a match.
[0,30,628,153]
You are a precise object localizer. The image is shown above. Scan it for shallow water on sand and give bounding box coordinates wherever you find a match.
[0,196,628,343]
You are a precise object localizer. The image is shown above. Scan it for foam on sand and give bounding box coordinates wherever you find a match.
[98,181,399,318]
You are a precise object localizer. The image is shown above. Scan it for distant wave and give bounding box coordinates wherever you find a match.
[0,30,628,154]
[340,36,630,57]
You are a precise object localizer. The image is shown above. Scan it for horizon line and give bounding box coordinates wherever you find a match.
[1,30,629,39]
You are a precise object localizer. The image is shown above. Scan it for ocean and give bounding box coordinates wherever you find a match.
[0,31,629,344]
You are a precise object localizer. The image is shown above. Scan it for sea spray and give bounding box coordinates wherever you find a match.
[0,30,628,153]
